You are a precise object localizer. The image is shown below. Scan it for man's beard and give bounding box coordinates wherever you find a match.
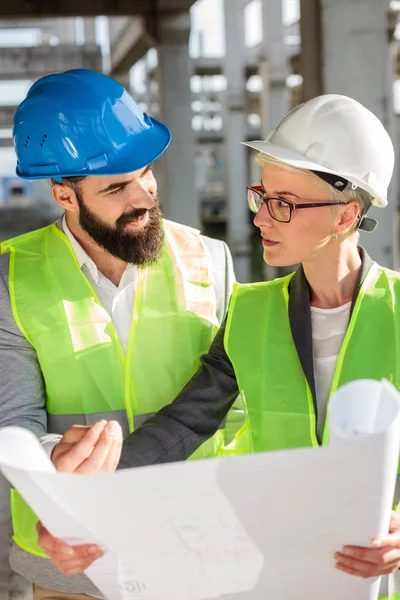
[76,191,164,266]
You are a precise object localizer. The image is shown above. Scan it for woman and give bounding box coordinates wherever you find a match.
[40,95,400,595]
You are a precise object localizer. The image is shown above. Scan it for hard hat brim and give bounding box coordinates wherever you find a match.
[16,116,172,180]
[242,139,387,208]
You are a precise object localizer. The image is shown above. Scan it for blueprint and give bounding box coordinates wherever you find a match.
[0,378,399,600]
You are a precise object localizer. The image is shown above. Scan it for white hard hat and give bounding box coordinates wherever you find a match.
[243,95,394,212]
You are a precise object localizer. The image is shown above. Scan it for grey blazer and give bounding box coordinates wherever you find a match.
[0,221,235,596]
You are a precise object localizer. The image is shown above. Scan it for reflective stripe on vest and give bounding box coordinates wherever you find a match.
[1,219,232,556]
[224,263,400,453]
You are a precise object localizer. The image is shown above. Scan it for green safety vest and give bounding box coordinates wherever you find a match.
[1,219,232,557]
[224,262,400,600]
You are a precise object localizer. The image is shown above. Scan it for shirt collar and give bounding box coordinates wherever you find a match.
[61,214,100,283]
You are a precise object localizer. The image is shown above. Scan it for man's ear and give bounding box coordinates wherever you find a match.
[51,184,79,214]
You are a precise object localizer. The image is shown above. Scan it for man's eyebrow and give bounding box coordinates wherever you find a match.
[96,164,153,195]
[96,180,132,195]
[260,180,300,198]
[143,163,153,175]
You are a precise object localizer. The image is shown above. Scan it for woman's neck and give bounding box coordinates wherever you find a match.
[303,241,362,309]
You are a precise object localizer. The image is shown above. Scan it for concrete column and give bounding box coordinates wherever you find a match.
[258,0,290,281]
[259,0,289,134]
[83,18,97,45]
[223,0,251,282]
[143,50,154,113]
[156,12,199,228]
[299,0,323,101]
[321,0,397,268]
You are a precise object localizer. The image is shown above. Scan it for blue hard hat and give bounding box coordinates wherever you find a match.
[13,69,172,180]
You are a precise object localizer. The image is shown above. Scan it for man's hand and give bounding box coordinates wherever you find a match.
[37,522,104,576]
[335,510,400,578]
[51,420,122,473]
[38,420,122,573]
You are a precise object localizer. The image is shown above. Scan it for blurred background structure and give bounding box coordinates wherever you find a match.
[0,0,399,595]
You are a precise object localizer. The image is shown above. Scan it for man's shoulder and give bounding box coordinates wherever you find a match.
[200,234,229,261]
[164,219,232,271]
[0,251,25,340]
[199,235,235,324]
[200,234,234,282]
[0,224,56,289]
[164,220,228,252]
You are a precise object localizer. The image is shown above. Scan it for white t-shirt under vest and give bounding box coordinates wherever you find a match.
[310,301,352,440]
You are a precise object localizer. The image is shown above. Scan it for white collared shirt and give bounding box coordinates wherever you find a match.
[41,217,139,455]
[62,215,138,353]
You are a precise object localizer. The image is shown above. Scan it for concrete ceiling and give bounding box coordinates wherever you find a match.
[0,0,196,18]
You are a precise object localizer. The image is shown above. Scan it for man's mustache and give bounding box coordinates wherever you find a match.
[116,207,150,228]
[116,193,160,229]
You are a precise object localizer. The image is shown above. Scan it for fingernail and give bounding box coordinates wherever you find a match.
[106,421,118,436]
[88,545,103,555]
[93,421,106,434]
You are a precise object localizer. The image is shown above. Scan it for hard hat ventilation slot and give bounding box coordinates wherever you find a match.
[40,134,47,148]
[24,136,30,148]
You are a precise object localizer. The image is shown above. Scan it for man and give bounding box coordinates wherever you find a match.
[0,69,237,599]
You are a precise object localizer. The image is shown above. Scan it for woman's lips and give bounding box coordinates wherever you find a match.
[262,238,279,247]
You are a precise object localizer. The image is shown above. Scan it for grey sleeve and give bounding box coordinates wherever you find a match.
[119,319,238,468]
[0,254,47,437]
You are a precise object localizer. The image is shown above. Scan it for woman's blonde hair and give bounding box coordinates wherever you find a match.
[255,153,364,234]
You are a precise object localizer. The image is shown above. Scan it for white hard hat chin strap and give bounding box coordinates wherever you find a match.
[311,169,378,233]
[311,170,350,192]
[355,189,378,233]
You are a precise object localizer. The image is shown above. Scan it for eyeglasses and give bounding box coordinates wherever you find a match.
[246,185,341,224]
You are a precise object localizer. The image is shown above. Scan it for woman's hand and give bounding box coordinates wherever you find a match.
[335,511,400,578]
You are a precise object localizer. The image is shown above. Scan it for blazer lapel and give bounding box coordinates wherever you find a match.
[288,265,316,405]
